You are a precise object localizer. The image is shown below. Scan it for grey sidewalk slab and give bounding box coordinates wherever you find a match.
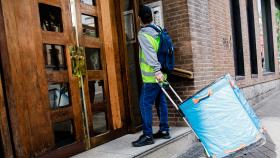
[72,127,190,158]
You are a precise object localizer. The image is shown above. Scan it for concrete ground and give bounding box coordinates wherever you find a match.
[179,90,280,158]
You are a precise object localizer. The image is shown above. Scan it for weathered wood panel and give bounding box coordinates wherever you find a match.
[87,70,104,80]
[1,0,36,157]
[42,32,68,45]
[65,46,84,142]
[0,0,55,157]
[99,0,125,129]
[38,0,61,7]
[51,107,73,123]
[80,36,101,48]
[0,72,13,158]
[68,77,84,141]
[80,3,97,16]
[47,71,69,82]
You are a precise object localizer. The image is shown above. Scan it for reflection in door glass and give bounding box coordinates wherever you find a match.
[43,44,67,70]
[39,3,63,32]
[48,83,70,109]
[53,120,76,147]
[123,10,136,43]
[81,0,96,6]
[85,48,102,70]
[275,5,280,72]
[88,80,108,136]
[82,14,99,37]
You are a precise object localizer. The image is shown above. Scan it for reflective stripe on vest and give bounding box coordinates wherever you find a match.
[139,33,166,83]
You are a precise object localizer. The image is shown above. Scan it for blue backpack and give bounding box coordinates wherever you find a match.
[147,25,175,74]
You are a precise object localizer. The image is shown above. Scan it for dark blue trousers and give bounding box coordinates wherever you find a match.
[139,83,169,137]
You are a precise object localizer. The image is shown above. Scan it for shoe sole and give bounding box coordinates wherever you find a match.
[132,141,155,147]
[153,135,171,139]
[162,136,171,139]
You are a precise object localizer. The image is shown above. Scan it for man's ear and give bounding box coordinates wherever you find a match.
[137,16,143,26]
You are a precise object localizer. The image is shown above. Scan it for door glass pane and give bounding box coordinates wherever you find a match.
[81,0,96,6]
[53,120,76,147]
[257,0,275,72]
[82,14,99,37]
[123,10,136,43]
[88,80,108,136]
[48,83,70,109]
[85,48,102,70]
[39,3,63,32]
[43,44,67,70]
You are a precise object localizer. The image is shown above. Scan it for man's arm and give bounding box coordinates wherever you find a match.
[138,33,161,73]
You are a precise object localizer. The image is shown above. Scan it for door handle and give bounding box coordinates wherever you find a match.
[69,46,86,77]
[69,45,91,149]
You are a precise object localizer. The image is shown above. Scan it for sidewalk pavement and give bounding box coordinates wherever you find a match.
[179,90,280,158]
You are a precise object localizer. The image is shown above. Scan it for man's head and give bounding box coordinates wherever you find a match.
[138,5,153,25]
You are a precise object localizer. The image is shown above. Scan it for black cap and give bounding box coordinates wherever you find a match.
[138,5,153,24]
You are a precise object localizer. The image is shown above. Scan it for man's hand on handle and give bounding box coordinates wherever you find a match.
[155,71,164,82]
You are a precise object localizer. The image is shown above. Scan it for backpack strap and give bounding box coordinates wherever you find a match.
[146,24,162,33]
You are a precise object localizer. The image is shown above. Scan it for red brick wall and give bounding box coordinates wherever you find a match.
[209,0,235,79]
[162,0,194,126]
[207,0,280,87]
[186,0,216,92]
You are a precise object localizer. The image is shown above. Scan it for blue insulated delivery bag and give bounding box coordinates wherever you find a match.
[161,74,266,158]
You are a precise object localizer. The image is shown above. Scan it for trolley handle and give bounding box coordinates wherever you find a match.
[156,79,210,157]
[192,89,212,104]
[156,79,183,110]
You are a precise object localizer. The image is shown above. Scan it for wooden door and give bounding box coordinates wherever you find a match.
[37,0,127,155]
[36,0,85,157]
[70,0,126,147]
[0,0,125,157]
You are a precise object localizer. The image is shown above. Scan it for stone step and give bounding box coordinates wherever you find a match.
[136,129,198,158]
[72,127,198,158]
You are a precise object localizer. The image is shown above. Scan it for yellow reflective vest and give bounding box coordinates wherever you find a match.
[139,33,167,83]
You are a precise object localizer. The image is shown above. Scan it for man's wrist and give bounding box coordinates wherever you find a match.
[155,71,162,76]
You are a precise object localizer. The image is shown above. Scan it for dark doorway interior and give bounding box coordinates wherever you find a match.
[0,134,4,157]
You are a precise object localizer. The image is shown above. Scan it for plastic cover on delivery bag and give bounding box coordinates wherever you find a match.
[179,74,266,158]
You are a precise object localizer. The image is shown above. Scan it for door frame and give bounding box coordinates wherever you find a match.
[0,3,14,157]
[114,0,143,133]
[0,66,13,158]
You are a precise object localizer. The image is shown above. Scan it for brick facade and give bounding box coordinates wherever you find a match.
[143,0,280,126]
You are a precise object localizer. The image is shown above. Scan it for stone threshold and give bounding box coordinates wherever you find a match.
[72,127,192,158]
